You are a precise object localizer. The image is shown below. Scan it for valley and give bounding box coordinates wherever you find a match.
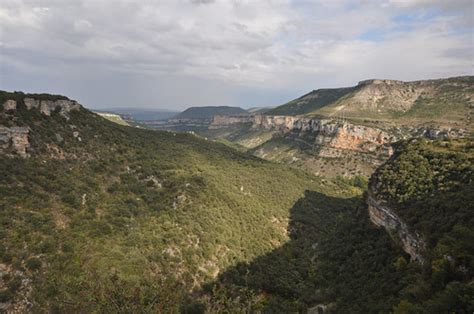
[0,80,473,312]
[122,76,472,178]
[2,0,473,311]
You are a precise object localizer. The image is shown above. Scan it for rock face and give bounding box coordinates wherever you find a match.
[211,114,394,156]
[209,115,254,128]
[351,79,423,112]
[23,98,81,120]
[3,100,17,111]
[367,193,425,262]
[0,126,30,158]
[1,96,82,158]
[210,113,466,157]
[287,118,392,154]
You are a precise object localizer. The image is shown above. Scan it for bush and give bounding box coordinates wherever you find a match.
[0,290,13,302]
[26,257,42,271]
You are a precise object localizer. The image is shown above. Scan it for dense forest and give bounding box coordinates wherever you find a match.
[0,92,354,311]
[0,92,472,312]
[197,139,474,312]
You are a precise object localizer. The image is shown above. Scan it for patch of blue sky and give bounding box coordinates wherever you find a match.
[392,7,442,24]
[358,28,386,42]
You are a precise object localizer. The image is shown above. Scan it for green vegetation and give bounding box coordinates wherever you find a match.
[0,90,70,104]
[200,124,277,150]
[312,76,474,129]
[199,192,411,312]
[370,138,474,311]
[190,138,473,312]
[371,138,473,242]
[264,76,473,132]
[173,106,248,120]
[0,91,356,311]
[266,87,355,116]
[1,91,472,312]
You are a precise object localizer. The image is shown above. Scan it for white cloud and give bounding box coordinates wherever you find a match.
[0,0,471,109]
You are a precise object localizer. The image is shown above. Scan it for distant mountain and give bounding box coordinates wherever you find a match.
[97,108,180,121]
[247,106,273,114]
[173,106,248,120]
[266,87,355,116]
[197,76,472,179]
[1,90,472,312]
[315,76,473,126]
[268,76,473,129]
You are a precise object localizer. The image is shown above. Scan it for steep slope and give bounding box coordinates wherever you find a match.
[368,138,474,311]
[172,106,248,120]
[266,87,355,116]
[196,138,474,313]
[312,76,474,129]
[94,112,130,126]
[369,139,473,258]
[266,76,473,130]
[0,91,355,312]
[200,76,472,179]
[208,116,396,177]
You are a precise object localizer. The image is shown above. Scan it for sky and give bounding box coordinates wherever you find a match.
[0,0,473,110]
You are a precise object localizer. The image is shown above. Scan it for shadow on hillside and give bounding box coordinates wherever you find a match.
[184,190,405,312]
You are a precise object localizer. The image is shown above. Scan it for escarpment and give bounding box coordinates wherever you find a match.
[366,138,473,266]
[23,98,81,119]
[367,191,425,262]
[211,114,395,156]
[1,95,82,158]
[0,126,30,157]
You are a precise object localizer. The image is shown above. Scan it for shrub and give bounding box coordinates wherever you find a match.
[26,257,42,271]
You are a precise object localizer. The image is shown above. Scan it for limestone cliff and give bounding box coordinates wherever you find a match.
[208,114,253,129]
[1,96,81,158]
[23,98,81,120]
[0,126,30,158]
[351,79,424,112]
[269,76,473,128]
[367,192,425,262]
[211,114,394,157]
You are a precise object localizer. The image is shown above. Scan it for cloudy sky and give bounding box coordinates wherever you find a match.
[0,0,472,110]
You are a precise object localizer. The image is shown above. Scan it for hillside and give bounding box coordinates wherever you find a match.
[94,112,130,126]
[1,90,472,312]
[98,108,179,121]
[268,76,473,130]
[195,76,472,179]
[194,138,474,312]
[172,106,248,120]
[266,87,355,116]
[368,138,474,311]
[0,91,355,312]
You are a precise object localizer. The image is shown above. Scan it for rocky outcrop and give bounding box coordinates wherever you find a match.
[210,114,395,157]
[211,113,468,158]
[0,126,30,158]
[209,115,253,128]
[23,98,81,120]
[291,119,392,152]
[412,126,468,139]
[367,193,425,262]
[3,100,17,111]
[1,96,83,158]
